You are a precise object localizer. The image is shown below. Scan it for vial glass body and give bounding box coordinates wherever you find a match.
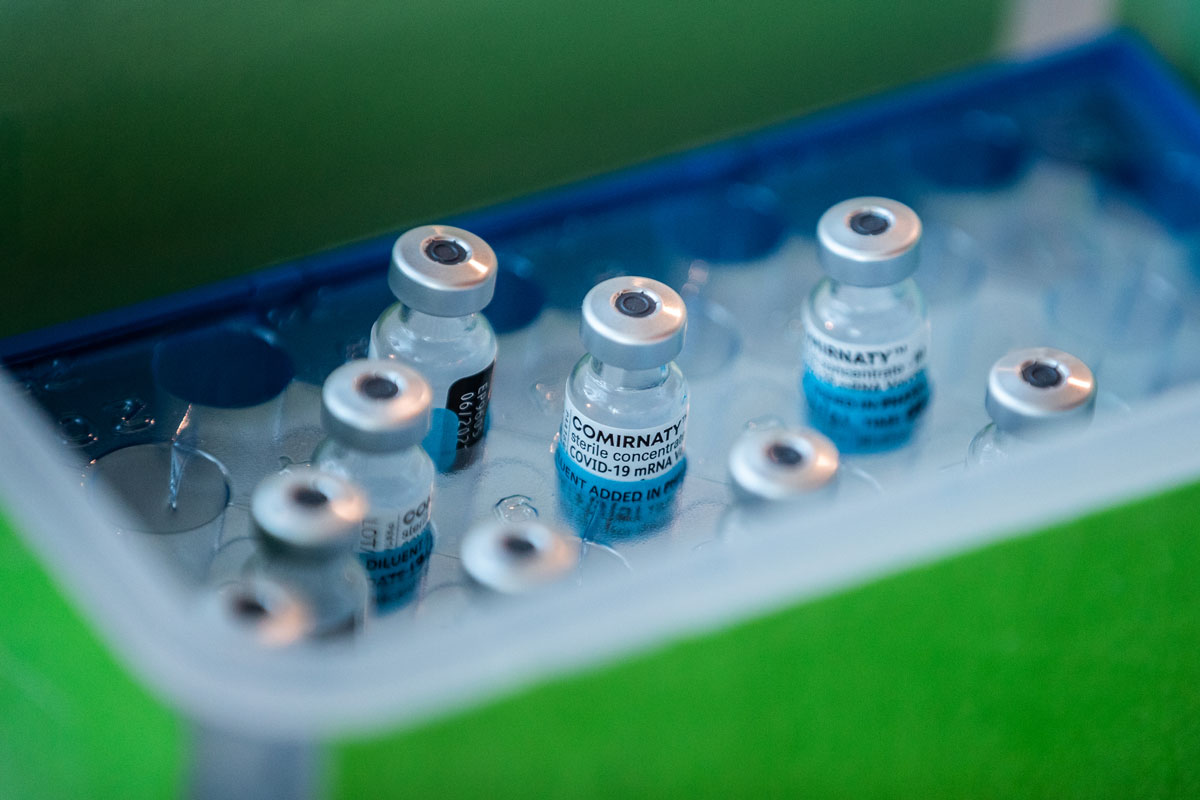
[555,354,688,538]
[801,276,930,452]
[369,302,497,465]
[314,440,436,608]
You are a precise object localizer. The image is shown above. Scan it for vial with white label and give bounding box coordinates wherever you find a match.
[802,197,930,452]
[555,276,688,538]
[369,224,498,469]
[314,359,435,610]
[967,347,1096,466]
[244,468,371,637]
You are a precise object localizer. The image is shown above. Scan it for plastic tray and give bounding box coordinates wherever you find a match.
[4,31,1200,742]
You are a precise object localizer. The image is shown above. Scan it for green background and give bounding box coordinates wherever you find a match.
[4,1,1200,797]
[332,481,1200,798]
[0,0,1003,340]
[0,510,184,799]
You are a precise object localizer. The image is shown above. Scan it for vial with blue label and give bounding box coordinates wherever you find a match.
[968,347,1096,467]
[314,359,435,610]
[245,468,372,637]
[802,197,930,452]
[369,224,498,469]
[555,276,688,538]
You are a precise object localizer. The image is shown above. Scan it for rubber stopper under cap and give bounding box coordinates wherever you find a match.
[460,518,581,594]
[728,427,839,501]
[251,468,367,557]
[388,224,497,316]
[985,347,1096,436]
[817,197,922,287]
[321,359,432,452]
[580,276,687,369]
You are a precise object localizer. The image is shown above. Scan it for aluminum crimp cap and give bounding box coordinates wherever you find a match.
[321,359,432,452]
[580,276,687,369]
[208,576,316,648]
[985,347,1096,436]
[817,196,922,287]
[251,468,367,558]
[460,518,581,594]
[728,426,839,501]
[389,224,498,316]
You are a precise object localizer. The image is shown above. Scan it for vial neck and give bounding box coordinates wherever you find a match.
[589,357,668,390]
[827,279,910,309]
[398,304,475,340]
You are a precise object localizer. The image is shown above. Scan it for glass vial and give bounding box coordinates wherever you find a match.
[802,197,930,452]
[369,224,498,469]
[314,359,436,610]
[555,276,689,538]
[460,518,580,594]
[968,347,1097,466]
[243,468,371,637]
[727,426,839,503]
[721,425,839,541]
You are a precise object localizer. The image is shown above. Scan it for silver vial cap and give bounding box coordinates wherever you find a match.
[388,224,498,317]
[207,577,316,648]
[321,359,432,452]
[580,276,687,369]
[817,197,922,287]
[251,468,367,558]
[985,347,1097,436]
[460,518,581,594]
[728,426,839,501]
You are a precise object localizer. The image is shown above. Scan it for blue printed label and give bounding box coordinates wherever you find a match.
[356,493,433,610]
[802,369,930,452]
[555,444,686,540]
[555,394,688,538]
[359,526,433,611]
[802,311,930,453]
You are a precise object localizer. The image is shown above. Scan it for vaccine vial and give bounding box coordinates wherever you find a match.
[555,276,689,535]
[727,426,839,502]
[968,347,1096,466]
[460,518,581,594]
[314,359,435,609]
[802,197,930,452]
[204,575,317,648]
[369,224,498,469]
[245,468,372,637]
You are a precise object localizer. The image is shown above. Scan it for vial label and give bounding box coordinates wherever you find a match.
[446,362,493,450]
[357,494,431,553]
[358,527,433,611]
[554,394,687,539]
[802,316,930,452]
[555,445,686,540]
[425,362,494,470]
[558,394,687,482]
[802,317,928,391]
[356,494,433,610]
